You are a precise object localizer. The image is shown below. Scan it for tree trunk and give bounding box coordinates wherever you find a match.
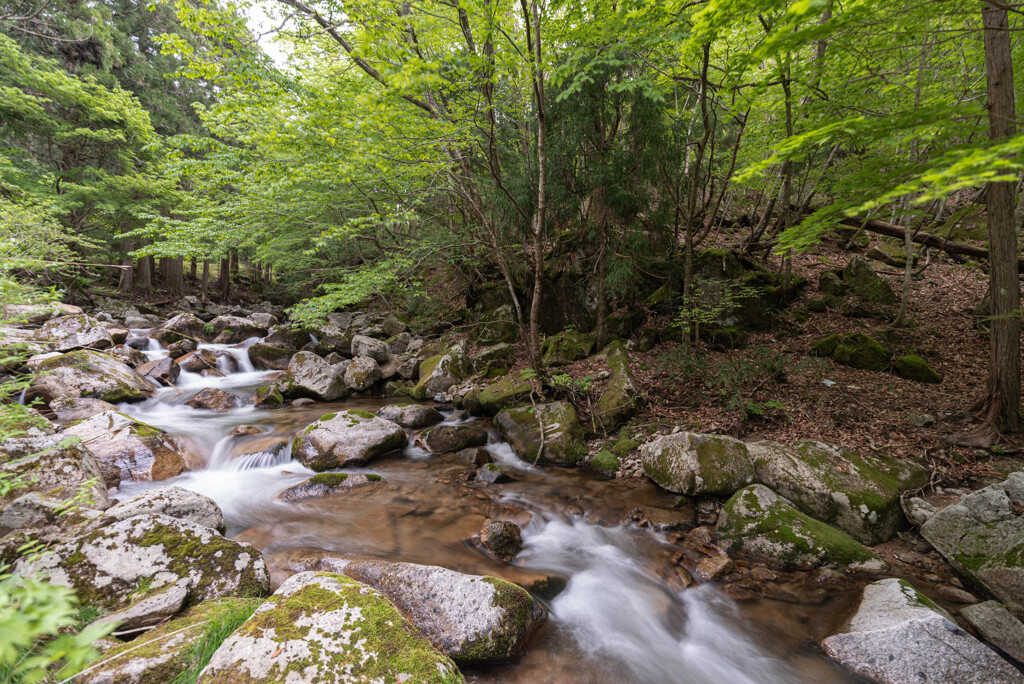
[219,257,231,302]
[522,0,547,375]
[190,257,197,280]
[201,260,210,301]
[118,242,134,293]
[138,256,152,293]
[974,3,1021,433]
[168,257,184,297]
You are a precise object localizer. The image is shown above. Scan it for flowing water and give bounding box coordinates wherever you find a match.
[112,333,863,684]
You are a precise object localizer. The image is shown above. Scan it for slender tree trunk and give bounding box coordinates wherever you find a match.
[219,258,231,302]
[138,256,152,293]
[201,260,210,301]
[169,257,184,296]
[189,257,197,280]
[118,241,134,293]
[974,3,1021,433]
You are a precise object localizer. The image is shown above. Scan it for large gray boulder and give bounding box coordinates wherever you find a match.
[48,397,119,422]
[0,434,110,512]
[26,350,155,406]
[822,578,1022,683]
[640,432,756,496]
[594,343,640,431]
[195,572,463,684]
[716,485,885,571]
[63,411,188,482]
[208,315,268,344]
[32,314,113,352]
[495,401,587,465]
[14,513,269,610]
[275,555,545,664]
[351,334,390,362]
[961,601,1024,664]
[343,355,381,392]
[89,486,225,534]
[278,472,386,502]
[921,472,1024,618]
[411,342,471,400]
[749,440,929,545]
[282,351,348,402]
[160,312,208,341]
[291,410,407,471]
[377,403,443,428]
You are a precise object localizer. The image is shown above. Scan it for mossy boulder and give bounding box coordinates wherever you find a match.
[809,334,841,357]
[207,315,269,344]
[32,314,113,352]
[716,485,886,570]
[283,351,348,402]
[376,403,443,428]
[160,312,209,341]
[749,440,929,545]
[842,255,897,305]
[246,343,296,371]
[639,432,755,496]
[541,329,595,366]
[196,572,463,683]
[893,354,942,383]
[292,410,408,470]
[478,370,534,416]
[26,349,155,406]
[831,333,890,371]
[253,385,284,408]
[920,472,1024,619]
[471,305,518,346]
[818,271,846,298]
[279,472,386,502]
[0,434,110,512]
[78,597,264,684]
[594,344,641,432]
[634,327,660,352]
[90,485,226,534]
[472,342,513,372]
[590,449,620,475]
[273,557,544,666]
[343,355,382,392]
[494,401,587,465]
[416,425,488,453]
[63,411,188,482]
[14,513,269,610]
[411,342,471,400]
[821,578,1022,684]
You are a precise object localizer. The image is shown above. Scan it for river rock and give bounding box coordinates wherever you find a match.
[541,329,594,366]
[167,337,197,358]
[475,463,511,484]
[471,305,518,346]
[196,572,462,683]
[495,401,587,465]
[412,342,472,400]
[476,519,523,562]
[961,601,1024,663]
[264,327,312,350]
[280,557,545,665]
[594,342,641,431]
[377,403,443,428]
[160,312,209,341]
[717,485,885,571]
[91,486,226,534]
[291,410,407,470]
[95,577,191,632]
[351,334,390,362]
[137,357,181,386]
[106,344,148,368]
[249,312,278,328]
[177,348,232,373]
[920,472,1024,618]
[48,396,119,421]
[478,370,534,415]
[185,387,237,412]
[26,349,155,406]
[78,598,264,684]
[245,343,295,370]
[821,578,1022,683]
[0,434,111,511]
[343,355,381,392]
[15,513,269,610]
[2,301,81,324]
[253,385,284,408]
[63,411,188,482]
[640,432,755,496]
[278,472,386,502]
[282,351,348,401]
[417,424,488,453]
[748,440,929,545]
[207,315,268,343]
[32,314,113,352]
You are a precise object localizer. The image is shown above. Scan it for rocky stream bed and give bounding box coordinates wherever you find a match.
[1,299,1022,683]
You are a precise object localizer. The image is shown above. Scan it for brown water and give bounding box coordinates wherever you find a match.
[115,337,864,684]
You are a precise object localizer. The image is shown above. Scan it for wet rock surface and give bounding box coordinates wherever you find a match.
[291,409,408,470]
[63,411,188,482]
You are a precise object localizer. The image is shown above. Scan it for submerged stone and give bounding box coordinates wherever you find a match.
[278,472,386,502]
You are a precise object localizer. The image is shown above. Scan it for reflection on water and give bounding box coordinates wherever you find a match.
[111,336,859,684]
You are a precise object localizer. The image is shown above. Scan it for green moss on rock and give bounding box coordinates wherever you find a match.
[893,354,942,383]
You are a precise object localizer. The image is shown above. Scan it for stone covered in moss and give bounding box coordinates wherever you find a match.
[749,440,929,545]
[640,432,755,496]
[207,315,269,344]
[0,434,111,512]
[376,403,443,428]
[541,329,595,367]
[472,343,513,372]
[253,384,284,408]
[246,343,296,371]
[90,485,225,534]
[279,472,386,502]
[64,411,188,482]
[842,255,897,305]
[159,312,209,341]
[14,513,269,610]
[411,342,471,400]
[821,578,1022,684]
[478,370,534,416]
[893,354,942,383]
[79,597,264,684]
[809,334,841,357]
[416,425,488,453]
[594,344,641,431]
[343,355,382,392]
[716,485,885,570]
[283,351,348,402]
[471,305,518,346]
[32,313,113,352]
[831,333,890,371]
[196,572,463,683]
[26,349,155,406]
[292,410,408,470]
[921,472,1024,619]
[494,401,587,465]
[590,449,620,474]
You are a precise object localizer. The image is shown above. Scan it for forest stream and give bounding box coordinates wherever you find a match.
[110,333,862,684]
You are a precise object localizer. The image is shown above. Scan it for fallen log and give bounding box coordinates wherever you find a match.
[838,216,1024,273]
